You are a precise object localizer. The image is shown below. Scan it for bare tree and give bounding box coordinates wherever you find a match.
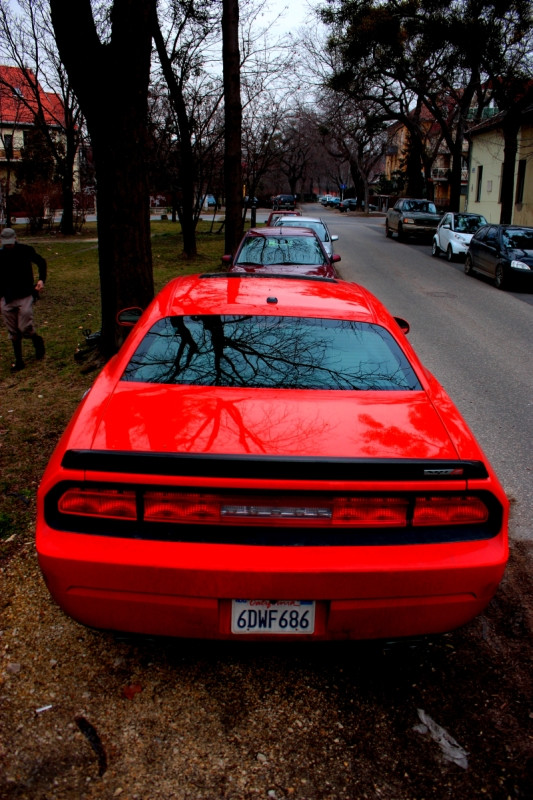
[49,0,155,356]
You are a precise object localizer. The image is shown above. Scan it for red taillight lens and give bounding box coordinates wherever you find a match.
[57,489,490,529]
[144,492,220,522]
[58,488,137,520]
[413,496,489,526]
[144,494,409,527]
[333,497,408,526]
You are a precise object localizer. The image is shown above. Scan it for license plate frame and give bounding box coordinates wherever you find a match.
[231,600,315,635]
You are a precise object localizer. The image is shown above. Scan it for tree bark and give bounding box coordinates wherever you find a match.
[50,0,154,355]
[222,0,243,255]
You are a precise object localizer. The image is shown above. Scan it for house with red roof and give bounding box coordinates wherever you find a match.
[0,65,65,217]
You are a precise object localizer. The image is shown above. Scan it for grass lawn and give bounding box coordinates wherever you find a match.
[0,218,229,559]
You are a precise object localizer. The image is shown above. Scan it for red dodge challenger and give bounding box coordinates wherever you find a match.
[36,272,508,641]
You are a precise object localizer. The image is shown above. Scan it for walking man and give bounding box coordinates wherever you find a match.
[0,227,47,372]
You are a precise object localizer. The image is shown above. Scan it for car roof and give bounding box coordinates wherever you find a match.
[245,226,320,238]
[275,216,324,224]
[138,273,399,330]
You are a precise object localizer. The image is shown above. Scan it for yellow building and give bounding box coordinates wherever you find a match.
[466,107,533,225]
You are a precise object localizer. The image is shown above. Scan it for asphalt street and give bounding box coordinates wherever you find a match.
[305,205,533,543]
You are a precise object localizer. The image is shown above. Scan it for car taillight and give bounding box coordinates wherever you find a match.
[55,489,491,529]
[142,493,410,527]
[58,488,137,520]
[413,496,489,526]
[144,492,220,522]
[333,497,408,526]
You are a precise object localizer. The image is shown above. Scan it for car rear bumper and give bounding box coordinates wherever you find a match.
[37,530,507,640]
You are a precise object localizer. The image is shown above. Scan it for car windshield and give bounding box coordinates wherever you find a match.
[277,220,328,242]
[404,201,437,213]
[502,228,533,251]
[236,235,326,265]
[122,315,421,391]
[455,215,487,233]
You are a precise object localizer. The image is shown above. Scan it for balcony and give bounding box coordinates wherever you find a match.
[432,168,469,182]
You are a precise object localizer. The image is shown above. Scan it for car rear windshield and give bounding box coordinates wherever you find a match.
[276,220,328,241]
[121,316,421,390]
[236,235,326,266]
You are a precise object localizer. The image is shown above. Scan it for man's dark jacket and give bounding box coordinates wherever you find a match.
[0,243,47,304]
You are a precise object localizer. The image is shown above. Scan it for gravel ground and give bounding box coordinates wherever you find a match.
[1,533,533,800]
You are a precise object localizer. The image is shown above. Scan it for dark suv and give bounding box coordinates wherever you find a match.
[386,198,441,241]
[272,194,296,211]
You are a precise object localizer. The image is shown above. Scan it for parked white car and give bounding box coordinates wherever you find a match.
[274,216,339,257]
[432,212,487,261]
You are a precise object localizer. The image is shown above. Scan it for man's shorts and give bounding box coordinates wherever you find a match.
[1,295,36,339]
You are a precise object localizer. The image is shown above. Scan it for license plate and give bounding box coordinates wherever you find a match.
[231,600,315,634]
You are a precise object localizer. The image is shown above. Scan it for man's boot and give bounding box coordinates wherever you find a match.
[11,339,25,372]
[32,334,45,360]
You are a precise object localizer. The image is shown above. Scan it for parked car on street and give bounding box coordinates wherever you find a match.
[432,212,487,261]
[339,198,358,213]
[464,224,533,289]
[36,271,508,641]
[272,194,296,211]
[386,198,442,241]
[326,197,341,208]
[221,226,341,278]
[272,216,339,257]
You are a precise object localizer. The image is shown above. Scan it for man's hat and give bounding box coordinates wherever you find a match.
[0,228,16,242]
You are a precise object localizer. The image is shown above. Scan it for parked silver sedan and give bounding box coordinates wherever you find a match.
[432,212,487,261]
[273,216,339,257]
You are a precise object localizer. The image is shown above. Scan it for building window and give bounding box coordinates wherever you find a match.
[3,134,13,160]
[476,165,483,202]
[515,159,526,204]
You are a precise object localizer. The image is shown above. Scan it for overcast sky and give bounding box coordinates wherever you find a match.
[262,0,318,35]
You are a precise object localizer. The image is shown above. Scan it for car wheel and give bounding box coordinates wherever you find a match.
[385,222,393,238]
[446,245,455,262]
[464,254,474,275]
[495,264,508,290]
[431,240,440,257]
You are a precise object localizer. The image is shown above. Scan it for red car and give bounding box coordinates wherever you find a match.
[37,273,508,641]
[222,226,341,278]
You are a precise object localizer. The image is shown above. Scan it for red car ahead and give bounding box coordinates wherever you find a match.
[37,273,508,641]
[222,226,341,279]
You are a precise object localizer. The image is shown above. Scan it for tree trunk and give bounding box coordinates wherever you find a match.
[405,128,425,197]
[152,16,197,258]
[499,115,520,225]
[50,0,154,356]
[222,0,243,255]
[59,124,77,235]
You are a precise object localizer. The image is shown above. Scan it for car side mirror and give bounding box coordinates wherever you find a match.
[332,234,339,241]
[117,307,143,327]
[442,223,451,230]
[221,254,233,265]
[332,254,341,263]
[394,317,410,335]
